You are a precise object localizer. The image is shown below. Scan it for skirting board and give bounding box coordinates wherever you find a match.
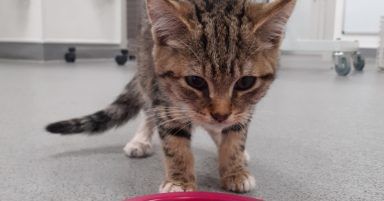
[0,42,125,61]
[0,43,44,60]
[2,42,375,61]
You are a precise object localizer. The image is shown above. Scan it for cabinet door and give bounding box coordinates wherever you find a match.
[43,0,122,44]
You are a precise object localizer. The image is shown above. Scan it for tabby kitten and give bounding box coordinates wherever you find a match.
[46,0,296,193]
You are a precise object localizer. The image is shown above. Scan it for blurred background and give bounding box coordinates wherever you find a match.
[0,0,383,68]
[0,1,383,201]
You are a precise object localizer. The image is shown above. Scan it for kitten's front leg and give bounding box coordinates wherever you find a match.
[207,129,250,164]
[158,125,196,193]
[219,124,256,193]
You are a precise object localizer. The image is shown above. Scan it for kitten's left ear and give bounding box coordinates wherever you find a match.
[247,0,296,46]
[146,0,196,47]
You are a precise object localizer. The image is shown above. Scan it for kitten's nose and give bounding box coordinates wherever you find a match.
[211,113,230,123]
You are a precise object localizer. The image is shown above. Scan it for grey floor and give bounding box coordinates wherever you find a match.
[0,56,383,201]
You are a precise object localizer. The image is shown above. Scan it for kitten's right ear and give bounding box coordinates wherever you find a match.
[247,0,296,47]
[146,0,196,47]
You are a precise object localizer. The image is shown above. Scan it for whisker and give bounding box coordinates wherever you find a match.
[156,117,191,128]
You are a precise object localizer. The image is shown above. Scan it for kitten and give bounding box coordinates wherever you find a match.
[46,0,296,193]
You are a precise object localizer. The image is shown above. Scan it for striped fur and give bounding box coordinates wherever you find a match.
[46,76,144,134]
[46,0,296,194]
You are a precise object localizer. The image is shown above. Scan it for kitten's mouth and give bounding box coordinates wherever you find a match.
[195,118,234,129]
[191,111,237,128]
[212,119,232,125]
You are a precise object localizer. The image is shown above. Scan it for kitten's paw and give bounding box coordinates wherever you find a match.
[123,141,153,158]
[221,171,256,193]
[159,181,196,193]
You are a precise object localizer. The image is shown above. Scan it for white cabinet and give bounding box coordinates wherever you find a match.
[42,0,122,44]
[334,0,380,48]
[283,0,380,49]
[0,0,123,44]
[0,0,43,42]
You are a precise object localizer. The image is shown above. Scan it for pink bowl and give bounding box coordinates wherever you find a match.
[124,192,263,201]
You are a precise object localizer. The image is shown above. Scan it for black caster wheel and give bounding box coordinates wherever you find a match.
[335,56,351,76]
[65,47,76,63]
[353,53,365,71]
[115,49,129,66]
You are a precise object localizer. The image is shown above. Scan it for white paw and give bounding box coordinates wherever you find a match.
[123,141,153,158]
[235,174,256,193]
[159,181,195,193]
[222,173,256,193]
[244,150,251,164]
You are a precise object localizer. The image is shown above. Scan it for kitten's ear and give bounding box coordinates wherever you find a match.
[146,0,196,46]
[247,0,296,46]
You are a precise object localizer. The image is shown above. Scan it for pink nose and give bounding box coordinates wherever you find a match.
[211,113,230,123]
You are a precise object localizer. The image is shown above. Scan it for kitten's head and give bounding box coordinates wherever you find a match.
[147,0,296,128]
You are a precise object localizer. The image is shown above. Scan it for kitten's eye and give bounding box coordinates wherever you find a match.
[185,76,208,91]
[235,76,257,91]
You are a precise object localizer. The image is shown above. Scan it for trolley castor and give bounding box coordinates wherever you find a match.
[333,51,365,76]
[115,49,129,66]
[353,53,365,71]
[65,47,76,63]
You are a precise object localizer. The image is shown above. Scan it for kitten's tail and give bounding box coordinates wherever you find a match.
[46,76,144,135]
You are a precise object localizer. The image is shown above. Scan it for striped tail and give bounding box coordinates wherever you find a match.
[46,76,144,135]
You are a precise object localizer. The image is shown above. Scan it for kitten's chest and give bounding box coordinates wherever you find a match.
[197,121,226,134]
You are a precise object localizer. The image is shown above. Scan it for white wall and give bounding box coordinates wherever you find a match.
[0,0,43,42]
[284,0,314,40]
[283,0,321,48]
